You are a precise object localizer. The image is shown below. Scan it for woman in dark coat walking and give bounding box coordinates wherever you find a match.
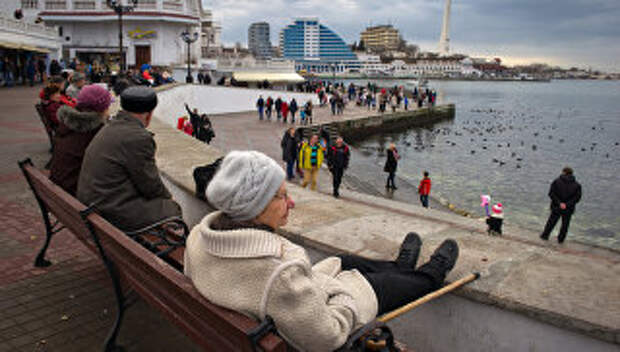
[384,143,400,189]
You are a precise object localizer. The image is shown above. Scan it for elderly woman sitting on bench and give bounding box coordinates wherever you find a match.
[184,151,459,352]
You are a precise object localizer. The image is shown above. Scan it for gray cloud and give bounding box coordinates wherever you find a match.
[204,0,620,71]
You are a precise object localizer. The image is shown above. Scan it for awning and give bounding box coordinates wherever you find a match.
[34,47,52,54]
[232,71,305,83]
[0,42,53,53]
[20,44,41,52]
[0,41,22,50]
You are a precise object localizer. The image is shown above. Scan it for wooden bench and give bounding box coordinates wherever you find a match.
[18,158,287,352]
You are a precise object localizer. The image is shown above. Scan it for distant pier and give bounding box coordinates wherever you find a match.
[300,104,456,142]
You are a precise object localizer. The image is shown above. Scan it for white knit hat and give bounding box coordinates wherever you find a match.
[492,203,503,215]
[206,151,286,221]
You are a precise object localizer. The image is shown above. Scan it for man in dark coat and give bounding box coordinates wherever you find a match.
[256,95,265,120]
[327,137,350,198]
[540,167,582,243]
[280,127,298,180]
[289,98,298,123]
[49,59,61,77]
[77,86,182,233]
[275,97,283,120]
[185,103,200,138]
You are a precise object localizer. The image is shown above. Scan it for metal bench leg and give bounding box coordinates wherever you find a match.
[103,261,126,352]
[80,207,126,352]
[34,211,54,267]
[18,158,59,267]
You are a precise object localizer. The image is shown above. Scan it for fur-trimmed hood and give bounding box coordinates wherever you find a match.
[57,105,104,133]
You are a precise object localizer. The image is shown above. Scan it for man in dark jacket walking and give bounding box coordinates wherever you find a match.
[256,95,265,120]
[275,97,283,120]
[289,98,298,123]
[280,127,298,180]
[77,86,182,234]
[540,167,582,243]
[328,137,350,198]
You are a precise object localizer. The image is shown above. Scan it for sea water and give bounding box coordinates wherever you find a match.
[346,79,620,249]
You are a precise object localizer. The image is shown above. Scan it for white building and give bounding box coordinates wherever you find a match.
[199,8,221,65]
[20,0,210,68]
[0,1,61,62]
[0,12,61,59]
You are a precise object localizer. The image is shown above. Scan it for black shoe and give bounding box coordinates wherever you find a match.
[429,239,459,273]
[395,232,422,270]
[392,185,398,190]
[540,234,549,241]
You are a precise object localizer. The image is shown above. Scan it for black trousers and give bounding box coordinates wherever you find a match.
[386,171,396,188]
[339,255,444,315]
[541,210,573,243]
[332,167,344,195]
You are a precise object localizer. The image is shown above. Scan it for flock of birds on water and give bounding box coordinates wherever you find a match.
[360,107,619,170]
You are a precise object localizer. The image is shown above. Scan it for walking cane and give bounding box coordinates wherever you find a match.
[378,272,481,323]
[346,272,481,351]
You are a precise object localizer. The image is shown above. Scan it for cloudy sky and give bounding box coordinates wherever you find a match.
[203,0,620,72]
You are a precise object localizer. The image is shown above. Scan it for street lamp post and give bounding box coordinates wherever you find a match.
[106,0,138,72]
[180,30,199,83]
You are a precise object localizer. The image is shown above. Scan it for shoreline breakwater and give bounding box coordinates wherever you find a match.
[298,103,455,142]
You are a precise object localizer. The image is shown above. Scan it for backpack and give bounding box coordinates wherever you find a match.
[193,157,224,201]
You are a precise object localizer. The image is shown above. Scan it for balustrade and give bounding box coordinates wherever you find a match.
[136,0,157,9]
[44,1,67,9]
[74,1,96,9]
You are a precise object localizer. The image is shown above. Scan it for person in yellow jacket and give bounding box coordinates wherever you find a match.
[298,134,324,190]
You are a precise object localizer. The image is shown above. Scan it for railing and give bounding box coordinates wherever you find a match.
[136,0,157,9]
[74,1,96,9]
[44,0,66,9]
[0,15,57,39]
[163,0,182,11]
[21,0,39,9]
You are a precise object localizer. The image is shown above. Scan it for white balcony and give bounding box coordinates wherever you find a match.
[45,0,67,9]
[0,16,57,39]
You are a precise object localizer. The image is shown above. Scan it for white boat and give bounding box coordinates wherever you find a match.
[405,78,428,88]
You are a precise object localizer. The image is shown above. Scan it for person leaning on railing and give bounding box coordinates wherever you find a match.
[184,150,460,352]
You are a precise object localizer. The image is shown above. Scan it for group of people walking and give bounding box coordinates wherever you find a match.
[256,95,314,125]
[280,128,350,198]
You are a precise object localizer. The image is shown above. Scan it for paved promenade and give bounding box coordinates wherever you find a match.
[0,86,198,351]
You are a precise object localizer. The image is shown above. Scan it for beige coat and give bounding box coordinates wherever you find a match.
[184,211,378,352]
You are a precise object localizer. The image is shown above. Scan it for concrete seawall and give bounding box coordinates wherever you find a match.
[301,104,455,142]
[149,85,619,351]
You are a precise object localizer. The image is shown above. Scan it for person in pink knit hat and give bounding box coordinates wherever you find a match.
[49,84,112,195]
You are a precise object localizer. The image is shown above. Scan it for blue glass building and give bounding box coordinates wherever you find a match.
[279,18,359,73]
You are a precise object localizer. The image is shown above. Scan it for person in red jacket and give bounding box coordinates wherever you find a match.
[418,171,431,208]
[281,100,289,123]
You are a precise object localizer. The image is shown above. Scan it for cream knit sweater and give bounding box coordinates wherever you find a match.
[184,211,378,352]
